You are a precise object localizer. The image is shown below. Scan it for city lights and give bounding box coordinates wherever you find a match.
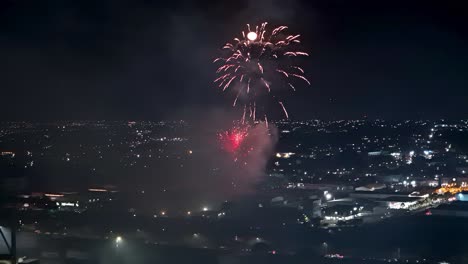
[1,1,466,260]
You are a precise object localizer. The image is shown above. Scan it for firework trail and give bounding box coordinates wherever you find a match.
[278,101,289,119]
[214,22,310,122]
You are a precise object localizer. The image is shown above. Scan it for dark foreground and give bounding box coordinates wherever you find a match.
[14,214,468,264]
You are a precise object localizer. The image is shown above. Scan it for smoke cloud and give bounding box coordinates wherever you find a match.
[163,110,278,211]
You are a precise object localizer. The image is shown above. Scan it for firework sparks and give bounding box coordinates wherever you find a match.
[217,122,276,165]
[214,22,310,121]
[218,125,249,154]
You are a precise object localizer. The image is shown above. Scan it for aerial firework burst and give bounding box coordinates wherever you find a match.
[218,124,250,157]
[214,22,310,123]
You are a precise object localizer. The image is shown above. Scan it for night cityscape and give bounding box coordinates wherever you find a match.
[1,1,468,264]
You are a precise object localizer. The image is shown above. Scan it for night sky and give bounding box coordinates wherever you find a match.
[1,0,467,121]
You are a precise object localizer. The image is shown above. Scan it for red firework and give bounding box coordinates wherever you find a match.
[218,125,249,153]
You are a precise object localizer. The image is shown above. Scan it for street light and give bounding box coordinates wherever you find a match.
[115,236,123,248]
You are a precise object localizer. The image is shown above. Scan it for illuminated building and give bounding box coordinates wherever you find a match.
[355,183,386,192]
[378,196,422,210]
[435,183,468,195]
[456,191,468,202]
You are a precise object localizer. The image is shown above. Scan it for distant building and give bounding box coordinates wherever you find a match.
[376,196,423,210]
[0,151,15,158]
[287,183,353,192]
[415,179,439,187]
[441,177,468,186]
[321,204,366,225]
[350,190,410,199]
[456,191,468,202]
[355,183,386,192]
[376,174,403,184]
